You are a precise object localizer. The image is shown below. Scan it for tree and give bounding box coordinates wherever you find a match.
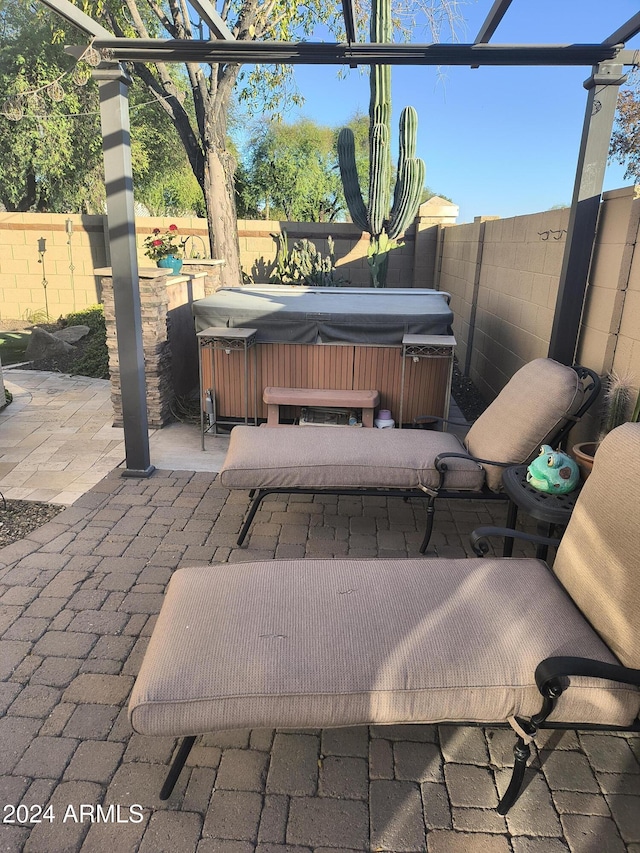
[610,75,640,183]
[7,0,463,279]
[0,0,202,214]
[79,0,464,286]
[244,116,368,222]
[0,0,103,211]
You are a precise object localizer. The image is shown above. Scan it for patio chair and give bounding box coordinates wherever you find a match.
[128,422,640,814]
[218,358,600,551]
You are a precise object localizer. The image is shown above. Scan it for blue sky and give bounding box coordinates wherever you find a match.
[251,0,640,224]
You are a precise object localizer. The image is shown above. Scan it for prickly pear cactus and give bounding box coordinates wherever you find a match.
[270,231,343,287]
[338,0,425,287]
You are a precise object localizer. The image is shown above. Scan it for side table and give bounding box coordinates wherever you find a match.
[501,464,582,559]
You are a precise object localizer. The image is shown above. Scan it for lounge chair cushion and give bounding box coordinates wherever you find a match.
[553,423,640,669]
[219,425,485,492]
[465,359,584,491]
[128,558,640,737]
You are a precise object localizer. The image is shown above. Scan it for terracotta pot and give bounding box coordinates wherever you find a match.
[572,441,599,480]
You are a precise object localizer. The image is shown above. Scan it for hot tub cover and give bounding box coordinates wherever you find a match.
[192,286,453,345]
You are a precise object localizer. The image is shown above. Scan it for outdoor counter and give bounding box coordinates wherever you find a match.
[193,286,455,425]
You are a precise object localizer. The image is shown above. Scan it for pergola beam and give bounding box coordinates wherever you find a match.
[38,0,113,39]
[603,12,640,46]
[188,0,235,40]
[473,0,514,44]
[341,0,357,45]
[93,39,621,66]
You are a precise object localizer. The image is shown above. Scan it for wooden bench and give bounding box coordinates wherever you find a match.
[263,386,380,427]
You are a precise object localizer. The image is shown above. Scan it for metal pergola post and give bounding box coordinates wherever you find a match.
[547,60,626,365]
[95,64,154,477]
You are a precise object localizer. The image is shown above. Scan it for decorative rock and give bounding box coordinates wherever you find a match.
[25,327,75,361]
[53,325,90,343]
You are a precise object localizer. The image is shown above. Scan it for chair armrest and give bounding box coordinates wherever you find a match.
[536,656,640,695]
[520,655,640,730]
[434,451,516,471]
[470,526,561,556]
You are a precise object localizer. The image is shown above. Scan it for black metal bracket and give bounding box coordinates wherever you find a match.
[536,656,640,692]
[471,526,561,556]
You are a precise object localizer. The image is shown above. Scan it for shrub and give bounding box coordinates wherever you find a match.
[62,306,109,380]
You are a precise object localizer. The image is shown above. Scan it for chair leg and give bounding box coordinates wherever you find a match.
[160,736,196,800]
[497,736,530,814]
[502,500,518,557]
[419,495,437,553]
[237,489,268,546]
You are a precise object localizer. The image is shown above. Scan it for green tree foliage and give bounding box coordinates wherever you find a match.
[244,116,368,222]
[610,74,640,183]
[0,0,103,211]
[0,0,202,214]
[421,186,452,204]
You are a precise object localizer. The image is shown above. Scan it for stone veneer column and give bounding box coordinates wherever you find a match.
[99,267,174,429]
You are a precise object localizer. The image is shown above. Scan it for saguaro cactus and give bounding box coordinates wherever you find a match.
[338,0,425,287]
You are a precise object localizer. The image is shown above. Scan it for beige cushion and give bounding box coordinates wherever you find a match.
[129,558,639,737]
[219,425,485,492]
[465,359,584,492]
[554,422,640,669]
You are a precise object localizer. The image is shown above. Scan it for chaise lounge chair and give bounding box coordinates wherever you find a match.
[128,422,640,815]
[218,358,600,551]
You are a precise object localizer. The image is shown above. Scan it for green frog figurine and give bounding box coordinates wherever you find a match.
[526,445,580,494]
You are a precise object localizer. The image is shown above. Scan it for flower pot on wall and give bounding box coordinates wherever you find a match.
[157,255,183,274]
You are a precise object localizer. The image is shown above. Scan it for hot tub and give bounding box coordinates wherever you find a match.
[193,286,455,424]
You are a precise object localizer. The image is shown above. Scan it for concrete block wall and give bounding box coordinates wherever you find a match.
[0,214,218,322]
[441,208,570,402]
[471,208,569,401]
[437,220,483,377]
[439,186,640,444]
[0,210,452,324]
[413,197,460,290]
[574,186,640,442]
[0,213,108,321]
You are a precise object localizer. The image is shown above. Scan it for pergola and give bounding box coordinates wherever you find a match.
[38,0,640,476]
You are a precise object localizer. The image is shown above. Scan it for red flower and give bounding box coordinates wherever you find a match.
[168,224,178,232]
[153,228,161,234]
[152,239,162,246]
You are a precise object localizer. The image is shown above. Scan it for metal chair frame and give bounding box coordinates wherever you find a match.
[158,522,640,814]
[235,366,601,552]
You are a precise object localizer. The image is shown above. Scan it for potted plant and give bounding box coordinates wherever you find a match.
[573,372,640,478]
[143,224,183,274]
